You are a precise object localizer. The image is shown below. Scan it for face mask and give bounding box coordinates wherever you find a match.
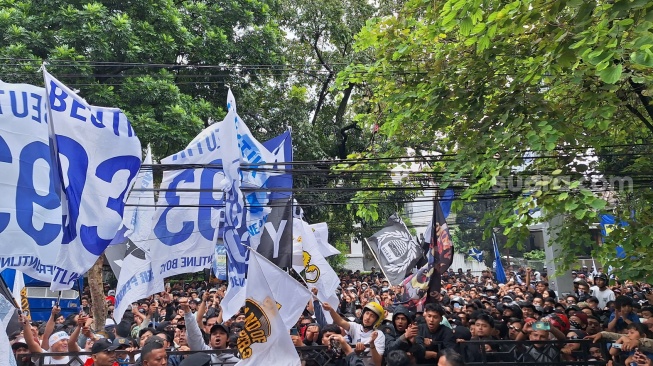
[569,320,582,329]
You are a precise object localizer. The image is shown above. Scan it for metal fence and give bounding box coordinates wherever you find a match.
[19,339,610,366]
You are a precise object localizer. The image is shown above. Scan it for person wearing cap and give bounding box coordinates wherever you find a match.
[20,310,88,366]
[89,338,119,366]
[179,297,239,365]
[12,338,34,366]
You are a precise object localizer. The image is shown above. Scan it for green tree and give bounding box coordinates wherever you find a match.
[0,0,283,157]
[340,0,653,279]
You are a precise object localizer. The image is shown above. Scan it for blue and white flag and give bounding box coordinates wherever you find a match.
[468,248,484,263]
[44,70,142,290]
[0,292,18,366]
[0,81,65,285]
[221,90,280,320]
[112,147,163,324]
[213,243,228,281]
[492,233,507,284]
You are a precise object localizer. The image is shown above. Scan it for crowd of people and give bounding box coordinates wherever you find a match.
[8,265,653,366]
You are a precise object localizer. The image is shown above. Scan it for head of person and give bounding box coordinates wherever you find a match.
[141,337,167,366]
[386,350,412,366]
[595,274,608,289]
[536,281,548,293]
[204,315,220,334]
[615,295,633,314]
[320,324,343,346]
[474,313,495,338]
[585,315,601,335]
[529,329,550,347]
[578,281,590,294]
[90,338,119,366]
[139,328,155,348]
[392,306,413,333]
[360,302,384,329]
[568,312,588,330]
[209,323,230,349]
[627,323,651,341]
[438,348,465,366]
[48,331,70,353]
[507,319,523,340]
[423,303,445,333]
[12,340,29,362]
[566,295,578,305]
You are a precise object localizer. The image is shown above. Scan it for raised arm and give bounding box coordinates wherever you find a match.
[322,302,350,331]
[40,305,60,350]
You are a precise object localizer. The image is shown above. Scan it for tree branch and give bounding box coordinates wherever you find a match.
[628,77,653,129]
[310,34,334,125]
[337,83,358,159]
[625,104,653,134]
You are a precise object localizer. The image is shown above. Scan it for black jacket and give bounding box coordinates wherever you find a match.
[412,323,456,363]
[385,306,413,353]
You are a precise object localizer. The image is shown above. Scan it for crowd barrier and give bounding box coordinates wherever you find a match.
[21,340,611,366]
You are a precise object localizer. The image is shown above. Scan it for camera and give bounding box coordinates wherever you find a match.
[329,337,343,358]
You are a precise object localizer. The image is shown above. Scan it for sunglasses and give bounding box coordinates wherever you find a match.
[567,335,579,339]
[509,326,522,331]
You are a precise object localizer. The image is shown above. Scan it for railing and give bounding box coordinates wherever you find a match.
[458,339,609,366]
[19,339,610,366]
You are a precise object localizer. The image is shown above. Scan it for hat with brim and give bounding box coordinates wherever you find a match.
[91,338,120,354]
[179,353,211,366]
[11,341,28,351]
[210,323,230,335]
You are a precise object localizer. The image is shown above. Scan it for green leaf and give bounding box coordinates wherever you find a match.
[558,192,569,200]
[590,199,607,210]
[631,50,653,67]
[459,17,473,36]
[552,169,562,175]
[574,210,586,220]
[598,64,623,84]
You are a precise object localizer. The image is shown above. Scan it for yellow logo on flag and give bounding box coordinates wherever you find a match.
[237,299,272,359]
[302,251,320,283]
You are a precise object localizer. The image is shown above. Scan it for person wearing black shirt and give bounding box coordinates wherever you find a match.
[412,304,456,363]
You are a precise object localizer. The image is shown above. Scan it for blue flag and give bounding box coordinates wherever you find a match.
[468,248,484,263]
[493,233,507,284]
[599,214,628,259]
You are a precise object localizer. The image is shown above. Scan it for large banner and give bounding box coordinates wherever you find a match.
[0,81,64,284]
[44,70,142,290]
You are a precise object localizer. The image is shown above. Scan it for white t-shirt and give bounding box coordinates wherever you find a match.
[590,286,615,309]
[347,322,386,366]
[33,355,87,366]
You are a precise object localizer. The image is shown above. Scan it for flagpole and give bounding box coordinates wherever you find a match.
[363,238,395,287]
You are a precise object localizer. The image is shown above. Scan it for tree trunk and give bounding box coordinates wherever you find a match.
[88,256,107,332]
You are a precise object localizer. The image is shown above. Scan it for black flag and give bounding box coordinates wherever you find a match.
[256,198,293,267]
[366,213,422,285]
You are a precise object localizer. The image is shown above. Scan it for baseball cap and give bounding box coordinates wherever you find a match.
[48,331,70,348]
[179,353,211,366]
[210,323,230,335]
[107,290,116,296]
[91,338,119,354]
[112,337,131,349]
[11,338,28,351]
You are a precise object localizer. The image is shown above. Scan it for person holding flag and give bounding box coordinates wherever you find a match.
[323,301,385,366]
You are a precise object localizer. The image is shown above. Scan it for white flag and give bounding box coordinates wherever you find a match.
[294,219,339,304]
[12,270,25,312]
[235,250,301,366]
[310,222,340,258]
[0,293,18,366]
[112,147,163,324]
[0,82,64,285]
[249,250,312,329]
[44,69,142,290]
